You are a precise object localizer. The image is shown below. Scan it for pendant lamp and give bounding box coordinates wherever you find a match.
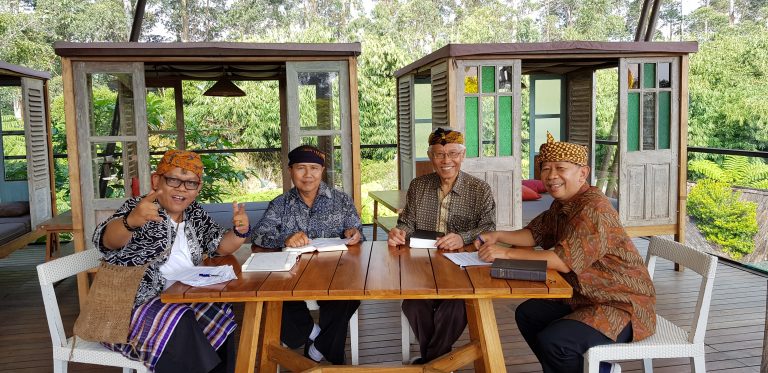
[203,76,245,97]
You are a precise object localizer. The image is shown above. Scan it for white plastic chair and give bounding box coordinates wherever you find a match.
[583,237,718,373]
[37,249,148,373]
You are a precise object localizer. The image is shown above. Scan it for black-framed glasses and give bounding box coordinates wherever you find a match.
[162,175,200,190]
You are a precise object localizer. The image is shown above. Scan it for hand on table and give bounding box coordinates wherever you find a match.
[435,233,464,251]
[344,228,362,245]
[387,227,406,246]
[285,231,310,248]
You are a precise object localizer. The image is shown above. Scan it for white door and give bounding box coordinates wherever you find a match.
[618,58,679,226]
[21,77,53,228]
[455,60,522,230]
[73,62,151,246]
[285,61,352,195]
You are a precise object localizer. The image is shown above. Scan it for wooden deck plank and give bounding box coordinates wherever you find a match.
[1,237,766,372]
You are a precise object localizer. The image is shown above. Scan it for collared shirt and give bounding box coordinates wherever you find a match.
[93,197,227,307]
[436,188,451,233]
[525,185,657,341]
[252,182,364,249]
[397,171,496,244]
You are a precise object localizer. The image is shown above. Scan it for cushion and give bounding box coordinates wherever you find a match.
[521,185,541,201]
[0,201,30,217]
[522,179,547,194]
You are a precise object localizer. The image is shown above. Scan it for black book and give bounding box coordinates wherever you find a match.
[490,259,547,282]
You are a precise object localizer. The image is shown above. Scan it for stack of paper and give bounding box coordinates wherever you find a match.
[165,265,238,287]
[409,230,443,249]
[242,252,300,272]
[285,237,350,254]
[442,252,493,268]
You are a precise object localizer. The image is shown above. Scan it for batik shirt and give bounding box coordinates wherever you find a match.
[252,182,364,249]
[397,171,496,244]
[525,184,657,341]
[93,197,226,307]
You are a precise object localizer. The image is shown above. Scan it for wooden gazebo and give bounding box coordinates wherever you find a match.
[0,61,55,257]
[54,42,362,298]
[394,41,697,237]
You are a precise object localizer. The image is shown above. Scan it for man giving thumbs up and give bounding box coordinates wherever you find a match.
[92,149,243,373]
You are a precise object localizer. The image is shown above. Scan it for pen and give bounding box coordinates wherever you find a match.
[198,273,220,277]
[478,235,486,245]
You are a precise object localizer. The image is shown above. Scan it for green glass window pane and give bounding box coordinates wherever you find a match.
[482,96,496,156]
[465,97,479,157]
[658,63,671,88]
[643,63,656,89]
[481,66,496,93]
[628,92,640,152]
[499,96,512,156]
[659,92,671,149]
[464,66,478,94]
[628,64,640,89]
[642,92,656,150]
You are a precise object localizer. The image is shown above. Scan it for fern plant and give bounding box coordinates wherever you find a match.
[689,155,768,189]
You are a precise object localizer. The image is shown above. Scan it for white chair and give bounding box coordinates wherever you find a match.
[583,237,718,373]
[37,249,149,373]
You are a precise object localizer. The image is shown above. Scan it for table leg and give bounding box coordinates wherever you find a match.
[258,301,282,373]
[465,299,505,373]
[372,200,379,241]
[235,301,264,373]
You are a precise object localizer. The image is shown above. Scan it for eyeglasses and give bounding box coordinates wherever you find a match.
[430,151,464,160]
[162,175,200,190]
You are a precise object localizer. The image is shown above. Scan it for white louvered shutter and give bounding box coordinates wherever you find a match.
[431,63,448,128]
[397,75,414,189]
[21,77,53,228]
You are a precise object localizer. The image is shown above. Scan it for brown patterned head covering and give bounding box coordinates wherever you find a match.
[537,132,588,168]
[428,127,465,146]
[288,145,326,166]
[155,150,203,178]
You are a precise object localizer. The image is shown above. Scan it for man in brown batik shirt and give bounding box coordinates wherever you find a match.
[388,127,496,364]
[476,133,656,373]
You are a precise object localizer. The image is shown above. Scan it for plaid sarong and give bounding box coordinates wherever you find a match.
[105,297,237,370]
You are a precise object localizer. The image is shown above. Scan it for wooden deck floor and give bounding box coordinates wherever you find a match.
[0,236,764,372]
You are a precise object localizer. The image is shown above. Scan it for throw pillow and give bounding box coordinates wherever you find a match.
[521,185,541,201]
[522,179,547,193]
[0,201,30,217]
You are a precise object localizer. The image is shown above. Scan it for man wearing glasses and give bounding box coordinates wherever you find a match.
[251,145,362,365]
[94,149,249,373]
[387,128,496,364]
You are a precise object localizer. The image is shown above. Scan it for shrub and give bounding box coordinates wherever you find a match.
[687,179,758,259]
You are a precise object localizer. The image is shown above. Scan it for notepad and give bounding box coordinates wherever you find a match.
[242,252,299,272]
[409,230,444,249]
[285,237,350,254]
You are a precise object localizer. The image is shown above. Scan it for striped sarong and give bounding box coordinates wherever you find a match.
[105,297,237,370]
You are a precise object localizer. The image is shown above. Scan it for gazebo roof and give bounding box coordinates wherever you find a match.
[395,41,698,77]
[0,61,51,80]
[54,42,362,58]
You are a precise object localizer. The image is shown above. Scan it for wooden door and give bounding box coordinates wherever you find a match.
[455,60,522,230]
[20,77,53,228]
[618,58,679,227]
[285,61,353,195]
[73,62,151,247]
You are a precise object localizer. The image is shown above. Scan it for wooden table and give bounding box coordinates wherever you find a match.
[161,242,572,373]
[368,190,408,240]
[36,210,72,261]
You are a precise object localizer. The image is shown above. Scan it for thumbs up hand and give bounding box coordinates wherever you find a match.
[232,201,250,235]
[125,189,163,229]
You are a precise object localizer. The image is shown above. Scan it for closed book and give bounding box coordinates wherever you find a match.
[409,230,444,249]
[490,259,547,282]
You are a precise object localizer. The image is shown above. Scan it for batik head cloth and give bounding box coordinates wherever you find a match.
[156,150,203,178]
[428,127,465,146]
[288,145,326,166]
[537,132,588,168]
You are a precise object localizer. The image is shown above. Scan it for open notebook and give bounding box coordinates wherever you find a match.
[242,252,300,272]
[284,237,350,254]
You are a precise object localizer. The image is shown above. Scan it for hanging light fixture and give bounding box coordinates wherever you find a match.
[203,69,245,97]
